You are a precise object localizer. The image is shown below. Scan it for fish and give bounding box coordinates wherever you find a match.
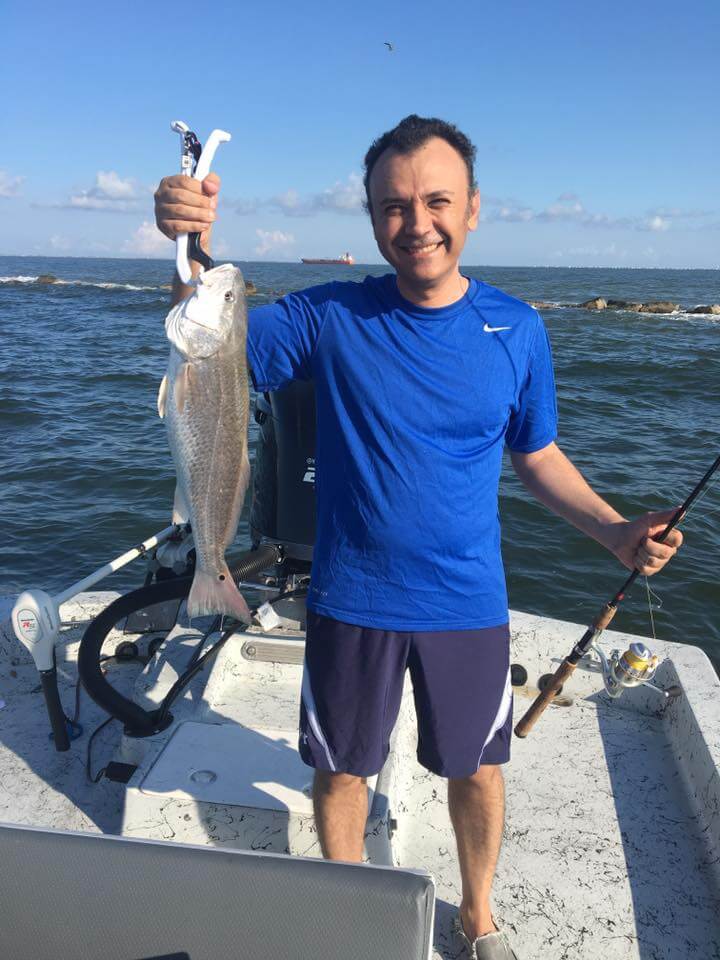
[158,262,251,622]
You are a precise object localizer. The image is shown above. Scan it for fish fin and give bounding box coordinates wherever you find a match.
[157,375,168,419]
[187,565,252,623]
[175,362,196,414]
[171,484,191,525]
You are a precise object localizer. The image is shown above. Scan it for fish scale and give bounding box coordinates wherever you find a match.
[160,263,251,622]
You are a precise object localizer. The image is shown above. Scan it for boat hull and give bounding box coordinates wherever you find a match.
[300,258,354,265]
[0,596,718,958]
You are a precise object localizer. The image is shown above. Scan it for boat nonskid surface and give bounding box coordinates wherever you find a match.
[0,594,719,958]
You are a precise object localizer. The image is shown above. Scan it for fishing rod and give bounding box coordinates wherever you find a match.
[514,450,720,739]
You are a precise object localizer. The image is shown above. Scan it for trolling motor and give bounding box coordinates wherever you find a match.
[10,524,190,750]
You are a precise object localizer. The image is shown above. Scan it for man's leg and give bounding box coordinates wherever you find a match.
[301,613,409,861]
[448,764,505,939]
[313,769,368,861]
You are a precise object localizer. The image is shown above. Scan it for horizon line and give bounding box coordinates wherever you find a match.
[1,253,718,272]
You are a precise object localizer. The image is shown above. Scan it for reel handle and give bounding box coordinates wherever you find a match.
[514,658,577,738]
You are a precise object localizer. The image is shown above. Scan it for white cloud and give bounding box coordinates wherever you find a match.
[0,170,24,197]
[49,234,72,252]
[271,189,308,216]
[239,174,365,219]
[254,229,295,257]
[232,197,260,216]
[96,171,137,200]
[65,171,145,212]
[314,173,364,214]
[124,221,174,257]
[483,193,703,232]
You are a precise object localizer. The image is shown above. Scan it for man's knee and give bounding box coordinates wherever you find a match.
[450,764,504,791]
[313,769,367,796]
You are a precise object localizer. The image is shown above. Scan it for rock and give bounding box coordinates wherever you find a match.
[638,301,680,314]
[36,274,57,284]
[245,280,258,295]
[580,298,607,310]
[606,300,643,311]
[528,301,557,310]
[689,304,720,315]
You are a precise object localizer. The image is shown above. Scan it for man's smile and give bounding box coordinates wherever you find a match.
[397,240,445,257]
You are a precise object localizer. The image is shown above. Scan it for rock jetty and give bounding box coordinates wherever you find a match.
[689,304,720,315]
[528,298,719,316]
[606,299,643,311]
[638,301,680,314]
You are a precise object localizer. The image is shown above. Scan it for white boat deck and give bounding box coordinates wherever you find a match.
[1,593,718,959]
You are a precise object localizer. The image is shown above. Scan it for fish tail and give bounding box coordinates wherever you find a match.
[187,565,252,623]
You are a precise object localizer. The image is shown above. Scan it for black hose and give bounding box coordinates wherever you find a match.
[41,665,71,751]
[78,544,282,736]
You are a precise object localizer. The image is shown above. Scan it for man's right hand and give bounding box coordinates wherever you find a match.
[154,172,220,251]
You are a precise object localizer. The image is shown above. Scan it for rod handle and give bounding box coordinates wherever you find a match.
[514,658,577,739]
[593,602,617,632]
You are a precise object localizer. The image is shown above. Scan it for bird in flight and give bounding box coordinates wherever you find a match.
[384,41,394,52]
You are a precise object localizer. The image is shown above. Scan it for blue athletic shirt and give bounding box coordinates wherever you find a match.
[247,273,558,631]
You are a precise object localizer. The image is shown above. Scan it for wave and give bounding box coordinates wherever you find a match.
[0,275,168,292]
[0,275,715,317]
[0,275,264,296]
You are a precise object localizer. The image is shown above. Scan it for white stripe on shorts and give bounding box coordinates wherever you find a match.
[301,660,336,771]
[476,664,513,770]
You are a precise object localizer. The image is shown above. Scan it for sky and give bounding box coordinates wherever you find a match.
[3,0,719,268]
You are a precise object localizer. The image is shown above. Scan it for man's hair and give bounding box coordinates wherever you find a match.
[362,114,477,216]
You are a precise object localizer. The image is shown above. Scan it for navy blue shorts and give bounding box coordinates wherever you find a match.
[299,610,513,778]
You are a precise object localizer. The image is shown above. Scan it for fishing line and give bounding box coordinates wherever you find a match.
[644,577,657,642]
[637,467,719,638]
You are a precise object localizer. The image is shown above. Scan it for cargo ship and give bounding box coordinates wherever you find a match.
[301,252,354,265]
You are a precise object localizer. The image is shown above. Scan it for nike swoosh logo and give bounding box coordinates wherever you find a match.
[483,323,511,333]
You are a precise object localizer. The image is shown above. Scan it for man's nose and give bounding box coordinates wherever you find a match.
[404,200,433,234]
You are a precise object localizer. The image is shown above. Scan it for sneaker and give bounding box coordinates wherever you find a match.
[453,911,519,960]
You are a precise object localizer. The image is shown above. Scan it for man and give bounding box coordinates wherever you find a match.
[155,115,682,960]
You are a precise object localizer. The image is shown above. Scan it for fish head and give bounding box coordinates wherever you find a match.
[165,263,245,359]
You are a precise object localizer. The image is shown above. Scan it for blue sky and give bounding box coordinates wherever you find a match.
[3,0,718,267]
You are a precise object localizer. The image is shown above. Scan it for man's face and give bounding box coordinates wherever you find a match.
[368,137,480,293]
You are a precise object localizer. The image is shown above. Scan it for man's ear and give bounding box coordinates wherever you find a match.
[468,189,480,230]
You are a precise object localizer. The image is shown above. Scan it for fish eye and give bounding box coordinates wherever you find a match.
[224,291,235,303]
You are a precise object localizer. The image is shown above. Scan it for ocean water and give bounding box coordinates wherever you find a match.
[1,256,718,670]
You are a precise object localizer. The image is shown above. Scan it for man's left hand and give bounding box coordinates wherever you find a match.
[606,509,684,575]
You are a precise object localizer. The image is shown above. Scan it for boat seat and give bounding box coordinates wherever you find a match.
[0,821,435,960]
